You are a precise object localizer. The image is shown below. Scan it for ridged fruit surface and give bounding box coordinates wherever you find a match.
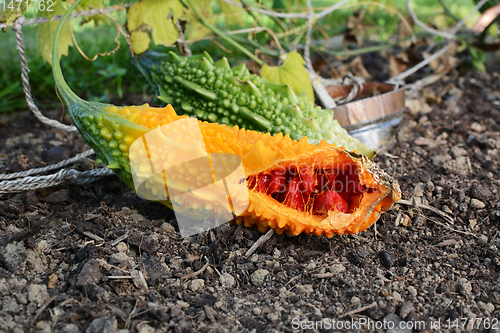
[52,0,401,237]
[135,51,374,158]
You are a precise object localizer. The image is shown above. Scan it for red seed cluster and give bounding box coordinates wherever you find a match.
[247,164,371,215]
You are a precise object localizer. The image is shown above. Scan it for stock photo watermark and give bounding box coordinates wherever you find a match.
[129,117,249,238]
[291,316,499,331]
[1,0,54,12]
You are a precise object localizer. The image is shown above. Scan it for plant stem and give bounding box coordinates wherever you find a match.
[231,35,281,57]
[315,32,476,57]
[183,0,264,65]
[437,0,460,23]
[316,39,406,57]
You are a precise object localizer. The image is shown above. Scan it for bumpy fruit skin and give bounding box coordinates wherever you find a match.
[135,51,375,158]
[52,0,400,237]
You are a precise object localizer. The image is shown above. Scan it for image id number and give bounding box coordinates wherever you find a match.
[2,0,54,12]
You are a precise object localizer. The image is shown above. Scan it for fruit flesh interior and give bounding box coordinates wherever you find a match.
[247,164,374,216]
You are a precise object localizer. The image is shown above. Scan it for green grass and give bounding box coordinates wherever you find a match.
[0,18,149,113]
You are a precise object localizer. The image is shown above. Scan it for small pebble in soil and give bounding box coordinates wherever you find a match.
[470,198,486,209]
[379,250,396,269]
[27,284,48,307]
[484,258,492,267]
[85,315,117,333]
[351,296,361,305]
[190,279,205,292]
[477,301,495,314]
[330,263,346,275]
[109,252,129,265]
[76,259,101,288]
[61,323,80,333]
[470,122,483,132]
[456,278,472,297]
[219,273,235,289]
[413,183,425,197]
[250,269,269,287]
[478,235,489,246]
[0,242,27,273]
[115,242,128,253]
[407,286,417,297]
[398,302,415,319]
[470,185,492,200]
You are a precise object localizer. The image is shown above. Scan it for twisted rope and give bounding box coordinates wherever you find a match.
[0,168,114,193]
[0,149,94,180]
[12,16,77,132]
[0,10,129,193]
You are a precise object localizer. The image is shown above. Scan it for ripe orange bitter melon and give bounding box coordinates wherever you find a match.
[52,0,401,237]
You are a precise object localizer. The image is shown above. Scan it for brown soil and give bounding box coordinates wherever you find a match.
[0,70,499,333]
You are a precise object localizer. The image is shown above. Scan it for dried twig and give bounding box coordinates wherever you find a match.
[285,275,301,286]
[407,0,456,40]
[427,217,477,237]
[109,231,129,247]
[245,229,274,257]
[451,0,490,34]
[397,199,454,225]
[30,296,58,326]
[83,231,104,243]
[107,275,135,279]
[437,0,461,24]
[174,19,192,56]
[339,302,377,319]
[393,0,489,83]
[98,259,130,273]
[388,42,453,83]
[181,256,210,280]
[218,0,352,20]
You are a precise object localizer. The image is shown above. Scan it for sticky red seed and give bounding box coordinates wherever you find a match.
[268,169,287,195]
[330,190,349,213]
[316,170,327,192]
[313,190,349,214]
[283,178,304,210]
[324,169,337,190]
[257,174,270,193]
[299,167,315,194]
[313,192,327,214]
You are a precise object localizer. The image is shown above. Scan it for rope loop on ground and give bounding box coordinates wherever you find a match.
[0,168,114,194]
[0,14,118,193]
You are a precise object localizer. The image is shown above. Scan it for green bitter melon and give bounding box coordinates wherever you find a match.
[135,51,374,158]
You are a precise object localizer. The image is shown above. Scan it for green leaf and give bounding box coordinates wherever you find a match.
[186,0,214,41]
[37,1,73,64]
[130,30,151,55]
[80,0,110,26]
[127,0,185,55]
[260,52,314,102]
[218,0,245,26]
[0,0,28,31]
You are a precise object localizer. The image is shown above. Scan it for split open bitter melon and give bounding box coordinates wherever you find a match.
[52,0,400,237]
[135,51,375,158]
